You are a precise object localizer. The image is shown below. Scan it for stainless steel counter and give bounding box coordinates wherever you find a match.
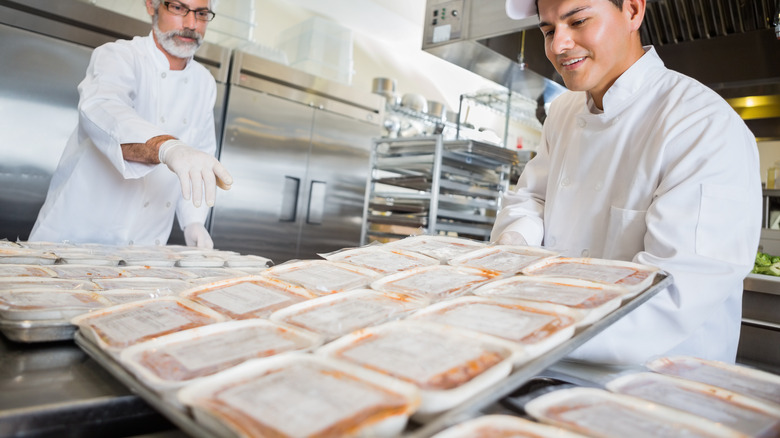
[0,335,177,437]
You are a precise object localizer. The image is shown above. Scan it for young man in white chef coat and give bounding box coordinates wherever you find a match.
[30,0,232,249]
[495,0,762,365]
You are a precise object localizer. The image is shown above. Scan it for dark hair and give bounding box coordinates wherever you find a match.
[535,0,623,11]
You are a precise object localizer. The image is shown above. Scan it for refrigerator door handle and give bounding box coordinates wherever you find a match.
[306,180,326,225]
[280,176,300,222]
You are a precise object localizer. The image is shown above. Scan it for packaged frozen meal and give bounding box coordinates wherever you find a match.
[525,387,744,438]
[181,276,315,319]
[269,289,428,342]
[431,414,588,438]
[607,372,780,438]
[448,245,558,275]
[71,296,225,354]
[0,264,57,278]
[522,257,659,295]
[320,245,440,275]
[261,260,379,295]
[177,354,420,438]
[471,276,627,326]
[370,265,496,302]
[317,320,514,416]
[0,289,112,321]
[407,296,580,361]
[383,235,487,262]
[646,356,780,405]
[119,319,322,403]
[48,264,130,280]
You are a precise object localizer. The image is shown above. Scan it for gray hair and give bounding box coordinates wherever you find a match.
[148,0,219,11]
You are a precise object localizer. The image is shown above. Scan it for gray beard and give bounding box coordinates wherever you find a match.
[152,20,202,59]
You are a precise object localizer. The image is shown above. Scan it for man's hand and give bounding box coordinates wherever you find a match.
[496,231,528,246]
[184,222,214,249]
[159,139,233,208]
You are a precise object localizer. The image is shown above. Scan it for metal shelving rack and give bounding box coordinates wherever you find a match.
[360,135,524,244]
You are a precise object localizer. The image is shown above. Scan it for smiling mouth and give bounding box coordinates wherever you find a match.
[561,57,585,67]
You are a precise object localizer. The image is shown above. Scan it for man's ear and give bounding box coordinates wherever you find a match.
[624,0,646,32]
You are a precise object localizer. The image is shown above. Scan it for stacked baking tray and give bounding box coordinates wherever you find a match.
[361,136,523,243]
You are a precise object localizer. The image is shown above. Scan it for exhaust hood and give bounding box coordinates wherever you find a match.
[423,0,780,140]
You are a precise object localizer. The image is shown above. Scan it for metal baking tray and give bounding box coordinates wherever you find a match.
[74,273,671,438]
[0,318,76,343]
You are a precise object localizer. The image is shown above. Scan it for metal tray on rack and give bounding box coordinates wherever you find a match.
[0,318,76,343]
[74,273,671,438]
[371,193,498,210]
[374,176,500,197]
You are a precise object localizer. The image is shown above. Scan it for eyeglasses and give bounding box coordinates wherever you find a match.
[162,1,216,22]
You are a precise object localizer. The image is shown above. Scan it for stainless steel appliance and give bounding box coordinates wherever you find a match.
[209,52,384,263]
[0,0,231,244]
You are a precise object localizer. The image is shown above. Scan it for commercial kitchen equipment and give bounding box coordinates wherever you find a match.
[208,51,384,263]
[361,135,528,244]
[0,0,231,245]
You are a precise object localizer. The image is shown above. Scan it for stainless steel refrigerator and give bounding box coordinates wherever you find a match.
[210,52,384,263]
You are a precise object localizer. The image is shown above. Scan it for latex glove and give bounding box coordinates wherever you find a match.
[184,222,214,249]
[496,231,528,246]
[159,139,233,208]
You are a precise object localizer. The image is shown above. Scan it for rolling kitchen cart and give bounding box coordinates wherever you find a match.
[361,135,526,244]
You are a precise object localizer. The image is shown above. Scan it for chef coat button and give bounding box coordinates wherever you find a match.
[577,118,586,128]
[547,237,556,246]
[129,240,134,245]
[166,201,172,208]
[144,201,150,208]
[581,249,590,257]
[595,182,603,191]
[561,177,570,187]
[160,116,166,123]
[155,239,160,245]
[611,116,621,125]
[183,118,188,124]
[183,78,188,84]
[161,72,167,79]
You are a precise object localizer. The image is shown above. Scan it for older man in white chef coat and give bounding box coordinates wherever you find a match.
[30,0,232,249]
[494,0,762,365]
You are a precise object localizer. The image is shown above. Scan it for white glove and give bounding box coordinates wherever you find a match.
[496,231,528,246]
[159,139,233,208]
[184,222,214,249]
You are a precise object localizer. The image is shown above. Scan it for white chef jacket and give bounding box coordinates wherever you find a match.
[30,33,217,246]
[491,47,762,365]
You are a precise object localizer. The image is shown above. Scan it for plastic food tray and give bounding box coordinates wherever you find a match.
[319,246,441,275]
[406,296,581,363]
[430,414,588,438]
[382,236,487,262]
[606,372,780,437]
[525,387,744,438]
[521,257,659,296]
[0,318,77,342]
[370,265,497,302]
[261,260,379,295]
[448,245,558,276]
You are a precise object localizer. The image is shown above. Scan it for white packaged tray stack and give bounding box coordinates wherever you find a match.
[430,414,589,438]
[525,387,745,438]
[606,372,780,437]
[119,319,323,406]
[646,356,780,405]
[0,277,98,291]
[180,276,315,320]
[448,245,558,276]
[407,296,581,363]
[0,289,112,321]
[116,247,182,267]
[471,276,628,326]
[120,266,198,281]
[177,354,420,438]
[319,246,441,275]
[261,260,379,296]
[71,296,226,356]
[269,289,428,342]
[52,247,123,266]
[383,236,487,263]
[370,265,497,302]
[317,320,515,418]
[522,257,659,296]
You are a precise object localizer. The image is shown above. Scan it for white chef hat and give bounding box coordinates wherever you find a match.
[505,0,537,19]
